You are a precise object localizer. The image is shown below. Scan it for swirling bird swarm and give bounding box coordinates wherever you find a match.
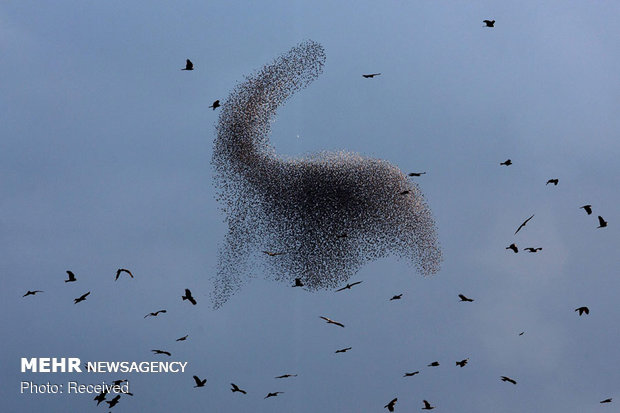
[211,40,441,308]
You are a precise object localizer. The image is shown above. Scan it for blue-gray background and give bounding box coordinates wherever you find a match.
[2,1,618,412]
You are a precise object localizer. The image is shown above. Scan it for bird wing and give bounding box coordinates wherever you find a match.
[423,400,431,408]
[598,216,606,226]
[189,297,197,305]
[193,376,202,385]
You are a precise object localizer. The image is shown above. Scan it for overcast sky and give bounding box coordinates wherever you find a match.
[2,1,619,412]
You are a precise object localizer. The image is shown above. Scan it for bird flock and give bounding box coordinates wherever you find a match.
[211,39,442,309]
[20,20,614,412]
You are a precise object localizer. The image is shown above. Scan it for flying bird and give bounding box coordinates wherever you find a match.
[94,391,107,405]
[144,310,167,318]
[546,179,559,186]
[456,358,469,368]
[399,190,410,195]
[115,268,133,280]
[209,100,220,110]
[176,335,189,341]
[483,19,495,27]
[263,250,285,257]
[597,216,607,228]
[264,392,284,399]
[500,376,517,385]
[275,374,297,379]
[320,316,345,328]
[524,247,542,253]
[152,349,171,356]
[384,398,397,412]
[427,361,439,367]
[500,159,511,166]
[580,205,592,215]
[408,172,426,177]
[506,243,518,253]
[182,289,197,305]
[335,347,352,353]
[292,278,304,287]
[335,281,363,291]
[106,395,121,408]
[23,290,44,297]
[422,400,435,410]
[230,383,246,394]
[518,332,525,336]
[575,306,589,316]
[65,270,77,282]
[193,376,207,387]
[74,291,90,304]
[182,59,193,70]
[390,294,403,301]
[362,73,381,78]
[600,398,612,403]
[458,294,474,302]
[515,214,534,235]
[403,371,419,377]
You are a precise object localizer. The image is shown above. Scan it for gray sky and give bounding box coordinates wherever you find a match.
[2,1,618,411]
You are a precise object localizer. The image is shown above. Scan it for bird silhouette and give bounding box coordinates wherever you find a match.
[515,214,534,235]
[335,281,363,292]
[193,375,207,387]
[144,310,167,318]
[580,205,593,215]
[362,73,381,78]
[456,358,469,367]
[500,159,511,166]
[335,347,352,353]
[422,400,435,410]
[74,291,90,304]
[524,247,542,253]
[546,179,559,186]
[384,398,397,412]
[408,172,426,177]
[176,335,189,341]
[428,361,439,367]
[65,270,77,282]
[264,392,284,399]
[231,383,246,394]
[597,216,608,228]
[500,376,517,385]
[106,395,121,408]
[403,371,420,377]
[182,289,197,305]
[483,19,495,27]
[275,374,297,379]
[152,349,171,356]
[458,294,474,302]
[320,316,345,328]
[263,250,285,257]
[115,268,133,280]
[94,390,107,405]
[182,59,193,70]
[292,278,304,287]
[518,331,525,336]
[506,243,518,253]
[575,306,589,316]
[209,100,220,110]
[23,290,44,297]
[390,294,403,301]
[600,398,612,403]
